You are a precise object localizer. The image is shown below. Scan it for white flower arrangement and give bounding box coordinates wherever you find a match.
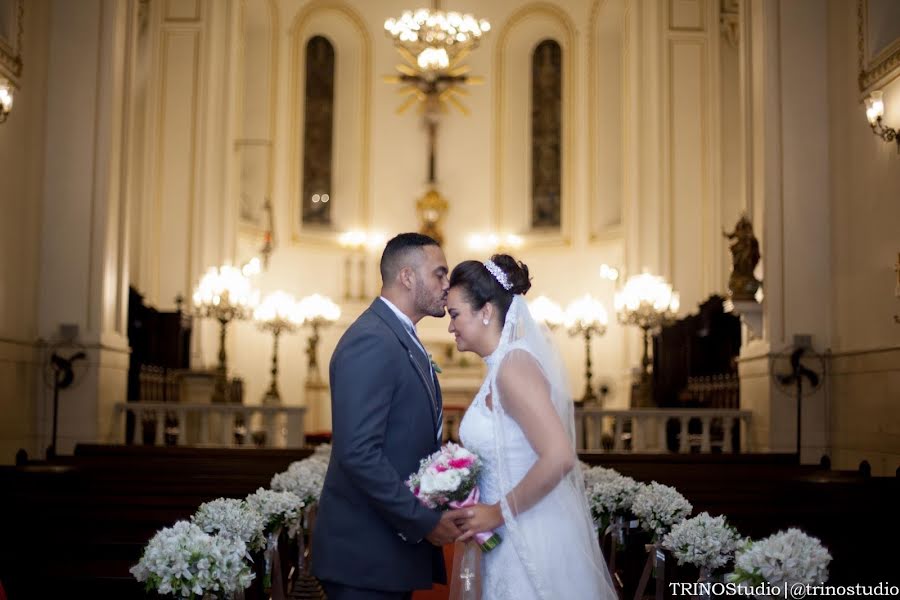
[631,481,693,541]
[192,498,267,552]
[662,512,743,572]
[270,457,327,504]
[245,488,305,538]
[309,443,332,464]
[730,528,831,595]
[130,520,254,598]
[582,465,621,490]
[588,474,641,529]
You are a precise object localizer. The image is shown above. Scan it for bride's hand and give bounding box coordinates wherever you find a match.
[456,503,504,542]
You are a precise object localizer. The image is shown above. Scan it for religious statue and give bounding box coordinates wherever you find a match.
[723,215,762,301]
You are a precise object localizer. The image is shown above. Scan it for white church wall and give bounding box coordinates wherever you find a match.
[37,0,136,456]
[825,0,900,476]
[0,0,49,463]
[157,0,638,432]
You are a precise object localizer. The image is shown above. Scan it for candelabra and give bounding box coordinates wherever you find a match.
[192,265,258,403]
[528,295,565,331]
[339,231,386,301]
[254,292,304,405]
[297,294,341,384]
[564,295,608,404]
[614,273,680,384]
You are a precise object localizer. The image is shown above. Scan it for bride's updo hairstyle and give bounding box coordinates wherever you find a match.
[449,254,532,326]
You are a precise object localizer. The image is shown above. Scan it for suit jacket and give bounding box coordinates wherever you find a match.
[311,298,446,592]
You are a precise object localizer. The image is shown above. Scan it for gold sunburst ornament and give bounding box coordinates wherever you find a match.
[383,8,490,115]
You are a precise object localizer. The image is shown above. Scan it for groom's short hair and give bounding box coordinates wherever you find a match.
[380,233,440,283]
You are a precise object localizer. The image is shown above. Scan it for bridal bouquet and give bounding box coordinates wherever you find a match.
[406,442,501,552]
[729,528,831,595]
[130,520,254,598]
[662,512,743,573]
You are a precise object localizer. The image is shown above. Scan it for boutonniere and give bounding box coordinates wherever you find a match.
[428,354,442,374]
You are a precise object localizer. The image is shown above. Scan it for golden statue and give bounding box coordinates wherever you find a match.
[723,215,762,301]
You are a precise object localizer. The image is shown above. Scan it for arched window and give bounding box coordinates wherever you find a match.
[302,35,335,226]
[531,39,562,229]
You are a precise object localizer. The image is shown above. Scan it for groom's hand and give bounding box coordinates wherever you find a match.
[425,508,473,546]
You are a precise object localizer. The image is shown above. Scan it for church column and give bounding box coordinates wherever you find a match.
[131,0,236,371]
[737,0,831,463]
[36,0,138,455]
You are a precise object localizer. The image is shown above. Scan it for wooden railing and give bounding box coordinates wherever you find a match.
[115,402,306,448]
[575,408,751,453]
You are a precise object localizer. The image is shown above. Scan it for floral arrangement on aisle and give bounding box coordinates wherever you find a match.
[245,488,305,538]
[192,498,267,552]
[270,457,327,505]
[631,481,693,542]
[130,521,254,598]
[663,512,743,575]
[729,528,832,595]
[587,473,642,533]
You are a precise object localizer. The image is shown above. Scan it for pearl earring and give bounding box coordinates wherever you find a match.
[483,318,490,326]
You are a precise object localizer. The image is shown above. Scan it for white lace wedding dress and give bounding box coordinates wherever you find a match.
[458,333,616,600]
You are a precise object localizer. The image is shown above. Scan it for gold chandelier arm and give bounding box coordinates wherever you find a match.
[394,63,419,77]
[447,47,471,68]
[396,46,420,68]
[441,93,470,115]
[447,64,471,77]
[396,94,420,114]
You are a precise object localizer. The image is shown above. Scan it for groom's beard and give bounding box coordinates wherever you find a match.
[415,285,447,318]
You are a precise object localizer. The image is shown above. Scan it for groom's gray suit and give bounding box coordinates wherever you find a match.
[312,298,446,595]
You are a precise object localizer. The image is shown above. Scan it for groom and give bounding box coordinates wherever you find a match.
[312,233,470,599]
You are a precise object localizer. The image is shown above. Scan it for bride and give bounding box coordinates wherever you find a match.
[447,255,617,600]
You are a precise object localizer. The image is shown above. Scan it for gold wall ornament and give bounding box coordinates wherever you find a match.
[723,215,762,301]
[383,7,489,115]
[416,187,448,245]
[383,6,489,240]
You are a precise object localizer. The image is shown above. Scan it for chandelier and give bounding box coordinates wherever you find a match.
[382,8,489,115]
[385,9,490,74]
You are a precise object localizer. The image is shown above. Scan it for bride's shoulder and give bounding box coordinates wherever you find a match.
[495,346,545,387]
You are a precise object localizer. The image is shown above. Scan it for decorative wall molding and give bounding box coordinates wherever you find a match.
[288,1,370,248]
[0,0,24,83]
[235,0,279,236]
[857,0,900,92]
[164,0,201,23]
[588,0,624,243]
[147,3,204,306]
[493,2,576,248]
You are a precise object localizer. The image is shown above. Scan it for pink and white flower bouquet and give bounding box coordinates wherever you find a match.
[406,442,502,552]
